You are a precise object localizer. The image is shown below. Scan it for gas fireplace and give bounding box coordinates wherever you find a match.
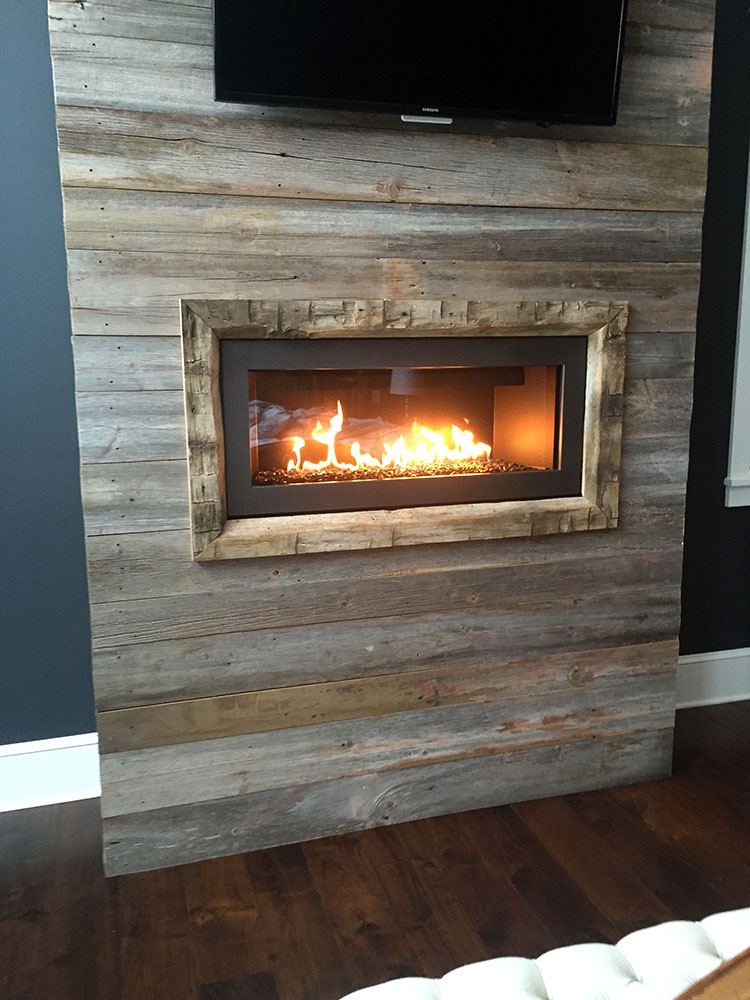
[181,299,626,560]
[220,337,587,517]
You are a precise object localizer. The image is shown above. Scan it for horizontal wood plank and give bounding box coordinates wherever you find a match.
[66,254,702,336]
[80,460,189,535]
[626,332,695,380]
[91,596,682,711]
[73,336,183,391]
[62,188,704,262]
[56,106,709,212]
[83,464,689,600]
[100,669,675,817]
[98,639,678,751]
[102,728,674,873]
[77,390,186,463]
[89,545,683,651]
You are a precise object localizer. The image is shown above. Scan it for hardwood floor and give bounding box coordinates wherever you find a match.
[1,703,749,1000]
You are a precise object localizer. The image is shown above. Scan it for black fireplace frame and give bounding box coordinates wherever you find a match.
[220,336,588,518]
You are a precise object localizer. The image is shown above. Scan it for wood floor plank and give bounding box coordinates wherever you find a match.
[301,833,426,991]
[563,787,729,921]
[184,854,262,988]
[199,972,280,1000]
[472,805,622,947]
[243,844,354,1000]
[611,776,750,911]
[117,865,196,1000]
[390,810,558,959]
[511,796,675,934]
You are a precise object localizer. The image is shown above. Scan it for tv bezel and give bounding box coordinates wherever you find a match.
[213,0,630,128]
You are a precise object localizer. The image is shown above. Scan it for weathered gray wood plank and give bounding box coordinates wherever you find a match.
[626,332,695,379]
[80,460,190,535]
[73,335,183,391]
[100,668,675,817]
[47,0,713,147]
[66,253,701,336]
[102,728,674,874]
[62,188,704,262]
[628,0,714,32]
[88,545,683,651]
[76,390,186,463]
[91,596,681,711]
[624,378,694,439]
[98,639,677,751]
[50,0,714,42]
[55,106,709,212]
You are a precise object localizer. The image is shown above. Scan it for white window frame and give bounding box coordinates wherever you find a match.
[725,151,750,507]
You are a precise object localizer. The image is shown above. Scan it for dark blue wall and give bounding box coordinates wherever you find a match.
[680,0,750,655]
[0,0,95,742]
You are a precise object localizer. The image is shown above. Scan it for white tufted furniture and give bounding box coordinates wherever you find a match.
[339,908,750,1000]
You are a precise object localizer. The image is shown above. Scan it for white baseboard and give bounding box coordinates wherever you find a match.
[677,647,750,708]
[0,732,101,812]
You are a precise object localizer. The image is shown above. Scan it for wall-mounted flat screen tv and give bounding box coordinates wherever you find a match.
[214,0,629,126]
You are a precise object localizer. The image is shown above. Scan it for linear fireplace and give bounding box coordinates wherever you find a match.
[182,298,626,560]
[221,337,587,517]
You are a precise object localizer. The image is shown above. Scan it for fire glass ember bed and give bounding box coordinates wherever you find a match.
[221,337,587,517]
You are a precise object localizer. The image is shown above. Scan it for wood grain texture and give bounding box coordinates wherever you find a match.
[63,188,704,262]
[99,670,675,819]
[55,105,709,212]
[89,546,684,650]
[80,498,682,602]
[47,0,713,873]
[676,950,750,1000]
[66,254,701,336]
[98,639,677,752]
[102,728,675,874]
[91,581,681,712]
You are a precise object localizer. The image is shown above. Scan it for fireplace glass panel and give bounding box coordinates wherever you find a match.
[221,337,587,517]
[248,365,561,487]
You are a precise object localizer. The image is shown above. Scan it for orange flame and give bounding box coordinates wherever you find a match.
[286,400,492,474]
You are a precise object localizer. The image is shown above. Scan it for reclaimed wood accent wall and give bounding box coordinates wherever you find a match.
[48,0,715,875]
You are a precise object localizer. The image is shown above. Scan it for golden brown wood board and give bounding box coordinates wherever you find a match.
[676,950,750,1000]
[46,0,715,872]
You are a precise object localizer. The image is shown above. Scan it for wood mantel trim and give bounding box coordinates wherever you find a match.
[181,299,627,560]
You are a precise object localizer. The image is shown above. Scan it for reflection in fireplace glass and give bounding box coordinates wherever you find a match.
[248,366,561,487]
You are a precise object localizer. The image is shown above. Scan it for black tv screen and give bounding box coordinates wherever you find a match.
[214,0,629,126]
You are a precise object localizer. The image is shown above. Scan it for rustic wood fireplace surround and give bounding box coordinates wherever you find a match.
[49,0,714,875]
